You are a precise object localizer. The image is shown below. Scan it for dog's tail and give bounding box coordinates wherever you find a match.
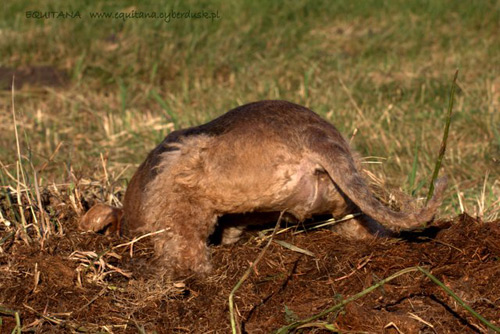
[308,129,447,231]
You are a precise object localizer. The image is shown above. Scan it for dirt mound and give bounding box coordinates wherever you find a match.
[0,214,499,333]
[0,66,69,90]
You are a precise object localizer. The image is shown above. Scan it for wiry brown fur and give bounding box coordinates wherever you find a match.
[80,100,447,276]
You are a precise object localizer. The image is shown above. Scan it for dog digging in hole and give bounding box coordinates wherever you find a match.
[80,100,447,276]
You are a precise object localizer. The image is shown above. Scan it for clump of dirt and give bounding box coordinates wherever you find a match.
[0,213,499,333]
[0,66,69,90]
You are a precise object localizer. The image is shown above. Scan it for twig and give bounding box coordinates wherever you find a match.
[38,141,63,173]
[333,255,372,282]
[0,231,15,246]
[112,228,168,250]
[23,304,62,325]
[76,287,107,313]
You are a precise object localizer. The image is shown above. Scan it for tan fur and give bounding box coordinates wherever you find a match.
[79,203,122,235]
[80,100,447,276]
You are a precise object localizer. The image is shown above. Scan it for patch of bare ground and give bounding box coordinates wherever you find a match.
[0,212,498,333]
[0,66,69,90]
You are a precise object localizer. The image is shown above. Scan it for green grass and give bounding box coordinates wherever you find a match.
[0,0,499,221]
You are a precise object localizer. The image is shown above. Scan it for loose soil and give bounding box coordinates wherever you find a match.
[0,213,499,333]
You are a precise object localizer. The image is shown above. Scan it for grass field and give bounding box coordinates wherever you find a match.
[0,1,499,332]
[1,0,499,219]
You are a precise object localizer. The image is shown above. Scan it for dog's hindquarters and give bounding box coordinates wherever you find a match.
[305,126,447,231]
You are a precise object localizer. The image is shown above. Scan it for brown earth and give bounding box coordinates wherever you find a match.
[0,66,69,90]
[0,213,499,333]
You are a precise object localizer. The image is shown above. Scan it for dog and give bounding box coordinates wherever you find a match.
[80,100,447,276]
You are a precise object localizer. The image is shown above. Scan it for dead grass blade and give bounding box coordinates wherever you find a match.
[273,240,315,257]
